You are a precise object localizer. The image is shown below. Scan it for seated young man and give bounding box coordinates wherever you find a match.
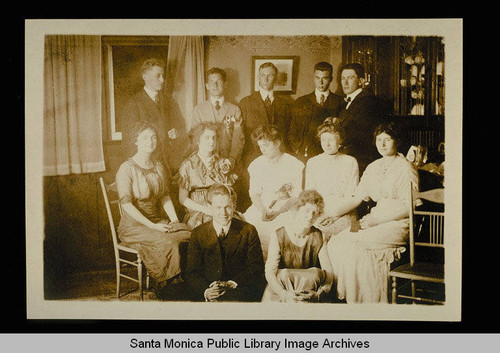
[184,183,266,302]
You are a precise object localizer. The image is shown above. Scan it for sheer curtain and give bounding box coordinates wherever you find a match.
[44,35,105,176]
[165,36,205,132]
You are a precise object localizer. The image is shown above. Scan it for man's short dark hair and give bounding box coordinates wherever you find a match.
[206,67,227,82]
[340,63,365,79]
[140,58,165,74]
[207,183,237,204]
[314,62,333,76]
[259,62,278,75]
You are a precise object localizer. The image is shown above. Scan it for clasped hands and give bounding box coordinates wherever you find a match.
[279,289,320,303]
[204,280,238,302]
[151,219,182,233]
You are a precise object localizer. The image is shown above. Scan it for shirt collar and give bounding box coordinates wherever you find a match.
[315,89,329,99]
[259,89,274,102]
[346,88,363,102]
[212,219,231,237]
[210,96,225,106]
[144,86,159,102]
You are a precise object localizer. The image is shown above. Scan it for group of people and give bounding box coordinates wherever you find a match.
[114,57,419,304]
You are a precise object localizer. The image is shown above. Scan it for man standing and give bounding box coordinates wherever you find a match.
[192,67,244,166]
[121,58,185,176]
[337,63,382,174]
[290,62,344,163]
[184,184,266,302]
[238,62,294,211]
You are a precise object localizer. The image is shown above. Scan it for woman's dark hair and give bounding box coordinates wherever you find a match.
[292,189,325,216]
[250,124,283,146]
[188,121,221,147]
[373,121,405,150]
[316,119,346,144]
[130,120,159,144]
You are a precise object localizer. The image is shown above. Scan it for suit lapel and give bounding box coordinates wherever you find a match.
[222,219,243,260]
[252,92,269,125]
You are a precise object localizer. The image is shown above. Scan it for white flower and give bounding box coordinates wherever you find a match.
[404,56,414,65]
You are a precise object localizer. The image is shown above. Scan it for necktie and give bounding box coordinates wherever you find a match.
[319,94,325,105]
[265,95,272,106]
[215,100,221,111]
[344,96,351,109]
[219,229,226,239]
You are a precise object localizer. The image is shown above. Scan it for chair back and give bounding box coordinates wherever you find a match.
[99,177,122,256]
[409,182,445,266]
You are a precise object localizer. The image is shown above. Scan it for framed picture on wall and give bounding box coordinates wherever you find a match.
[252,55,299,94]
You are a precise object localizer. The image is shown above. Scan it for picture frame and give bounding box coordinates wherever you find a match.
[252,55,299,94]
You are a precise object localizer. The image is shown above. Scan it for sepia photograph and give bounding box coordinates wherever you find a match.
[25,18,462,321]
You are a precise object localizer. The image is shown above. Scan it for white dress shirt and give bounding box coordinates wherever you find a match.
[345,88,363,109]
[259,89,274,103]
[315,89,329,104]
[210,96,225,108]
[144,86,159,102]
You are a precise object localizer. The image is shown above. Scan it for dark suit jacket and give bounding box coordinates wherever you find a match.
[239,91,294,167]
[185,218,265,301]
[290,91,344,163]
[338,89,382,173]
[121,89,187,173]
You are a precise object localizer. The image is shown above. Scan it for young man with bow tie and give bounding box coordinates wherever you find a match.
[337,63,383,175]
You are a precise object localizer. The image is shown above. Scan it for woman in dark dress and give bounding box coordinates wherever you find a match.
[116,121,190,298]
[262,190,334,303]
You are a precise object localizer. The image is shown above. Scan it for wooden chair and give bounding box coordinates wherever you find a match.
[389,183,445,304]
[99,177,150,300]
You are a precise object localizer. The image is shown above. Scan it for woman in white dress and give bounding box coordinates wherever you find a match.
[327,121,419,303]
[242,124,304,261]
[305,119,359,240]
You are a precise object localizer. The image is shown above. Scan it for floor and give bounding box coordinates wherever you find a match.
[46,266,444,304]
[46,268,158,302]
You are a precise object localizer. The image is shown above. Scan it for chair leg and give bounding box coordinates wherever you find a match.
[391,277,397,304]
[411,281,416,304]
[138,258,143,301]
[116,260,121,299]
[146,274,150,290]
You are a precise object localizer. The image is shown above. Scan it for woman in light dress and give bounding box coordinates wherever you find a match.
[242,124,304,261]
[262,190,334,303]
[116,121,191,298]
[305,119,359,240]
[327,121,419,303]
[176,122,238,230]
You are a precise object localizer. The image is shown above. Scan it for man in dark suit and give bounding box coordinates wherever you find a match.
[184,184,266,302]
[290,62,344,163]
[121,58,186,176]
[238,62,294,211]
[337,63,383,175]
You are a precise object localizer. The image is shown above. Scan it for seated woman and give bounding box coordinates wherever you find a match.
[262,190,334,303]
[177,121,238,230]
[242,124,304,261]
[327,121,419,303]
[305,119,359,240]
[116,121,191,299]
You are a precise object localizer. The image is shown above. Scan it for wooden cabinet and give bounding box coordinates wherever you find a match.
[342,36,445,157]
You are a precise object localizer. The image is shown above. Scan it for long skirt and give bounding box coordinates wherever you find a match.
[327,219,409,303]
[118,214,191,283]
[262,267,326,302]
